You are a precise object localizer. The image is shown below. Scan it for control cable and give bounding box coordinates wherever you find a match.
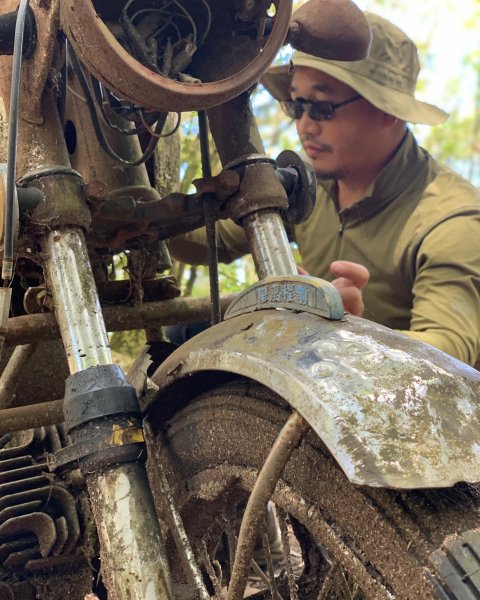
[198,110,221,326]
[3,0,30,282]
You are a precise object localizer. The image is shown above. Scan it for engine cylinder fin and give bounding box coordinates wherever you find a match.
[0,499,43,522]
[0,463,48,484]
[51,516,69,556]
[4,546,40,569]
[0,535,37,562]
[0,456,34,472]
[0,512,58,557]
[0,427,83,574]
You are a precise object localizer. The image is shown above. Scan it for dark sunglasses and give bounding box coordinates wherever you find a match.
[281,94,362,121]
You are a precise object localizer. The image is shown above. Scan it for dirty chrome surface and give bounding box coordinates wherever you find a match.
[241,211,298,279]
[150,310,480,489]
[42,228,112,373]
[87,462,174,600]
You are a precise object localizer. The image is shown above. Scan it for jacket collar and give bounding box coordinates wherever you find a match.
[320,130,430,221]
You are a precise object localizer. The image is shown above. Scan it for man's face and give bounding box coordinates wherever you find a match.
[290,67,386,180]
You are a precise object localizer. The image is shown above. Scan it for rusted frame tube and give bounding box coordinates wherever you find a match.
[0,398,63,435]
[227,410,310,600]
[0,343,36,408]
[4,293,238,346]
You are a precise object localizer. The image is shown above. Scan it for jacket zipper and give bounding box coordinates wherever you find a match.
[338,214,345,236]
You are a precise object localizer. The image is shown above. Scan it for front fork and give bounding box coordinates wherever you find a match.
[17,90,173,599]
[207,92,312,600]
[207,92,298,279]
[242,210,297,278]
[42,228,173,600]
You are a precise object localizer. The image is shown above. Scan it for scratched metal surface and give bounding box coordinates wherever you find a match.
[151,310,480,489]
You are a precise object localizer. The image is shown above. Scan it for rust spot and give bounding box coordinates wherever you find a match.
[62,0,292,112]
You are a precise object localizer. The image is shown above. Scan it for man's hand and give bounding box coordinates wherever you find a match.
[329,260,370,316]
[296,265,309,275]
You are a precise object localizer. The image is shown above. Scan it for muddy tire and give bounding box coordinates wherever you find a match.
[152,377,480,600]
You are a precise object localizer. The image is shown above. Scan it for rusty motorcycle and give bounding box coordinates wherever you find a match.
[0,0,479,599]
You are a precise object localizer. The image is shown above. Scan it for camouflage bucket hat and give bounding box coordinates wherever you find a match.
[261,12,448,126]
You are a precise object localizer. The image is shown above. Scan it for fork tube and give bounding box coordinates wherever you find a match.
[42,227,111,373]
[207,92,265,164]
[241,211,297,278]
[86,462,174,600]
[42,226,173,600]
[208,93,297,279]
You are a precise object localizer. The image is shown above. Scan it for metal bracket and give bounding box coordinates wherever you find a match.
[48,422,146,471]
[224,275,345,321]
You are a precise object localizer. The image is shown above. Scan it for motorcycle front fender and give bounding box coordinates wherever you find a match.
[148,309,480,490]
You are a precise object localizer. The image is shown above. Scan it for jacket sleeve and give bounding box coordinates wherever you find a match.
[398,214,480,367]
[168,219,250,265]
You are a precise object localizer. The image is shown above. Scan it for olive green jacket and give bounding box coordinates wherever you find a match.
[169,132,480,367]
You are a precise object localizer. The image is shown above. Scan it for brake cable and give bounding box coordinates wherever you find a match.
[69,47,166,166]
[198,110,221,326]
[3,0,30,283]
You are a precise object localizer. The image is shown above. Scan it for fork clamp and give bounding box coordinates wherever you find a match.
[49,364,145,472]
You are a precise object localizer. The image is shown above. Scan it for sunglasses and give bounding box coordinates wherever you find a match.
[281,94,362,121]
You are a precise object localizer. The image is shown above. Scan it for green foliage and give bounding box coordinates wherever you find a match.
[364,0,480,183]
[173,256,257,297]
[110,329,147,371]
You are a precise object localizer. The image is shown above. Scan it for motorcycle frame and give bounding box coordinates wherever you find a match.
[1,1,480,599]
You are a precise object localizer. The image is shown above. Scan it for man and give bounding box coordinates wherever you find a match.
[169,12,480,367]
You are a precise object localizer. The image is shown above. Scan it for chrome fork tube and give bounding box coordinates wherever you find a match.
[42,227,111,373]
[207,94,297,280]
[242,210,297,278]
[42,227,173,600]
[87,463,174,600]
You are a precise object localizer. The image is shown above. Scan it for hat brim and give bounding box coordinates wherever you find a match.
[261,59,448,126]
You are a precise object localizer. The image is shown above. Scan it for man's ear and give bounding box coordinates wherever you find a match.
[382,113,407,132]
[382,112,398,127]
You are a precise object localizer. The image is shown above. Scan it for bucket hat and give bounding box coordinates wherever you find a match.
[261,12,448,125]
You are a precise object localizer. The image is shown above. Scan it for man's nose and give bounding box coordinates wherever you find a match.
[296,111,322,136]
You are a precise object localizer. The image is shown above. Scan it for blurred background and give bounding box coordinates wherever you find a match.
[172,0,480,291]
[111,0,480,365]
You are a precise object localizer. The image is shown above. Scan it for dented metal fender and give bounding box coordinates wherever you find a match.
[149,309,480,490]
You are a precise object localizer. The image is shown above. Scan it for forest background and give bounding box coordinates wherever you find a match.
[111,0,480,365]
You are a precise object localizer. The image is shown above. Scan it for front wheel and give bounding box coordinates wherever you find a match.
[149,377,480,599]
